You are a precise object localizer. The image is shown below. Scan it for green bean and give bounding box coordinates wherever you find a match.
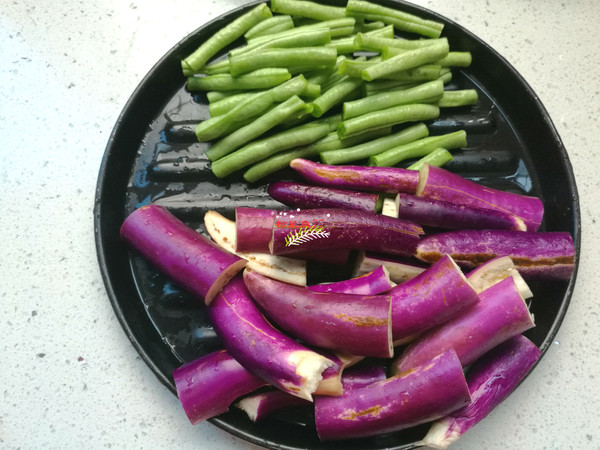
[206,90,241,103]
[437,89,479,107]
[361,40,449,81]
[344,80,444,119]
[383,47,472,68]
[406,147,453,170]
[302,83,321,99]
[338,104,440,138]
[197,59,230,75]
[363,80,422,95]
[230,28,332,58]
[341,58,441,82]
[320,123,428,164]
[311,78,363,118]
[196,75,307,142]
[271,0,346,21]
[244,15,295,40]
[327,25,394,54]
[205,95,308,161]
[247,18,355,46]
[211,122,330,178]
[181,3,272,75]
[187,68,291,91]
[355,19,386,32]
[243,127,391,182]
[382,37,448,50]
[345,0,443,38]
[368,130,467,167]
[229,47,337,76]
[439,68,453,84]
[208,92,260,117]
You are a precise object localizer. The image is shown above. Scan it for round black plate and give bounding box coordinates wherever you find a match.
[95,1,580,448]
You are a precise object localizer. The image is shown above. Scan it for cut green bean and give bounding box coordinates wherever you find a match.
[346,0,444,38]
[229,47,337,76]
[439,68,453,84]
[211,122,330,178]
[205,95,308,161]
[311,78,363,117]
[436,51,473,67]
[181,3,272,75]
[206,90,242,103]
[338,103,440,138]
[244,15,295,40]
[383,37,448,50]
[437,89,479,107]
[368,130,467,167]
[344,80,444,119]
[361,40,449,81]
[321,122,429,165]
[187,68,291,91]
[208,92,260,117]
[243,127,391,182]
[327,25,394,54]
[355,19,386,32]
[341,58,441,82]
[197,59,230,75]
[230,28,332,58]
[302,83,322,99]
[196,75,307,142]
[406,147,453,170]
[271,0,346,21]
[247,18,356,45]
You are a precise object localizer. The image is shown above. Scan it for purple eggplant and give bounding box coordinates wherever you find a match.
[120,204,246,305]
[415,229,575,281]
[393,192,527,231]
[340,364,388,391]
[235,206,351,265]
[393,276,534,373]
[466,256,533,299]
[416,164,544,231]
[173,350,266,424]
[354,251,427,283]
[290,158,419,194]
[268,181,380,212]
[389,255,480,344]
[207,275,334,401]
[315,350,471,441]
[308,265,393,295]
[422,335,541,448]
[270,208,423,257]
[243,269,393,358]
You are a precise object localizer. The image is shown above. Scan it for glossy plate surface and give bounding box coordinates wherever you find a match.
[95,1,580,448]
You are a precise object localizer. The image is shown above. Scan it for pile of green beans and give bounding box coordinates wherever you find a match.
[182,0,479,181]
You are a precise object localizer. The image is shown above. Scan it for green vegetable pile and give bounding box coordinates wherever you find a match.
[182,0,477,182]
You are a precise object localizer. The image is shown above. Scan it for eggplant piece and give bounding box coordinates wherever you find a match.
[307,265,393,295]
[268,181,381,212]
[290,157,419,193]
[243,269,393,358]
[466,256,532,299]
[393,276,535,373]
[416,164,544,231]
[315,350,471,441]
[270,208,423,257]
[354,251,427,283]
[207,275,333,401]
[173,350,266,424]
[204,210,307,286]
[415,229,575,281]
[389,255,480,344]
[120,204,246,305]
[422,335,541,449]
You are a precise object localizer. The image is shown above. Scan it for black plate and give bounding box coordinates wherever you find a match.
[95,1,581,448]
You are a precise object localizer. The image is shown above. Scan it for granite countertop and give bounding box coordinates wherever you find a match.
[1,1,599,449]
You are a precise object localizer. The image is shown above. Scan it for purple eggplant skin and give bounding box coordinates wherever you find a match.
[422,335,541,449]
[389,255,480,343]
[354,251,427,283]
[289,158,419,194]
[173,350,267,425]
[315,350,471,441]
[415,229,575,281]
[235,206,275,253]
[271,208,424,257]
[120,204,246,305]
[340,364,387,391]
[395,192,527,231]
[243,269,393,358]
[268,181,380,213]
[393,276,534,374]
[235,206,351,264]
[207,275,334,401]
[308,265,394,295]
[416,164,544,231]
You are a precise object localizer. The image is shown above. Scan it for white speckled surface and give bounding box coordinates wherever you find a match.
[1,1,599,449]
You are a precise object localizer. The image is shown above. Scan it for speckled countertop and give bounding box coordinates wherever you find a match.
[1,1,599,449]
